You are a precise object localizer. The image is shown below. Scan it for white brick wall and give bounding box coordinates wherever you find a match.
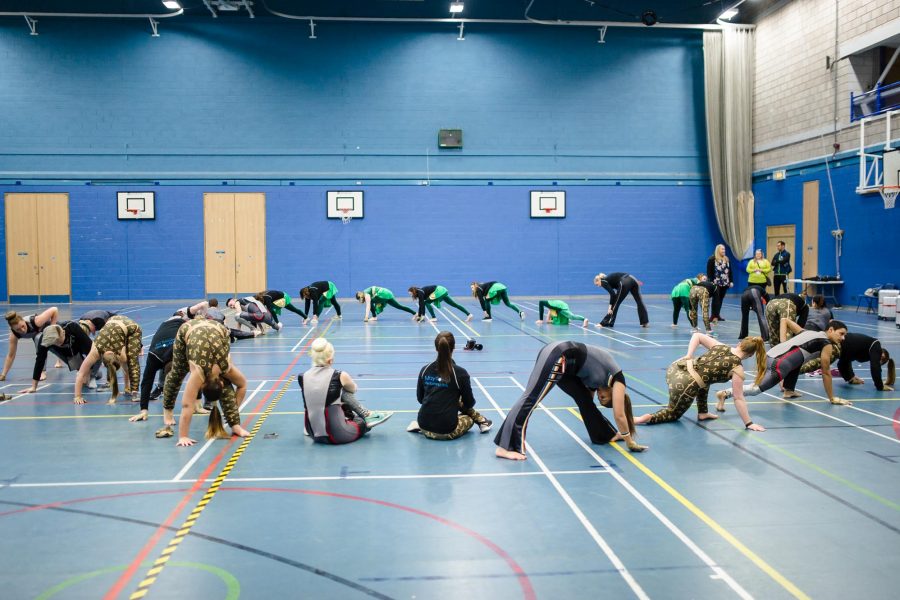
[753,0,900,171]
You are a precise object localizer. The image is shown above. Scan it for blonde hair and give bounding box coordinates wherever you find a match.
[738,336,767,386]
[310,337,334,367]
[594,273,606,285]
[714,244,729,264]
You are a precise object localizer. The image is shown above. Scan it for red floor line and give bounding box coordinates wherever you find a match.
[102,334,316,600]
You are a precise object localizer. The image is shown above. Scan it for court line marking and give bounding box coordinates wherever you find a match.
[0,384,50,405]
[3,470,611,489]
[473,377,650,600]
[117,306,157,315]
[623,372,900,513]
[759,391,900,445]
[518,300,655,349]
[787,383,900,425]
[497,375,756,600]
[124,322,329,600]
[565,401,814,598]
[437,303,481,337]
[171,380,268,482]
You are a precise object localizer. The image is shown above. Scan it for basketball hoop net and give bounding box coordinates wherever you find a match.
[340,208,352,224]
[127,209,140,218]
[543,208,553,215]
[880,185,899,209]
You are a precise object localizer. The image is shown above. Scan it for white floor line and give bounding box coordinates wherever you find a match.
[0,384,50,405]
[290,326,318,352]
[473,377,650,600]
[435,307,474,340]
[759,390,900,445]
[505,376,754,600]
[4,469,611,489]
[440,304,481,338]
[790,382,900,424]
[171,380,267,482]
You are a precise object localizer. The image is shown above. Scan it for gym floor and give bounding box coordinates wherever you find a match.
[1,297,897,600]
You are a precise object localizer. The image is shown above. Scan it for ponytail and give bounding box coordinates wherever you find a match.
[355,292,365,303]
[103,355,120,398]
[470,282,480,298]
[408,286,418,298]
[739,336,767,386]
[434,331,455,382]
[203,380,229,439]
[623,392,636,438]
[884,350,896,387]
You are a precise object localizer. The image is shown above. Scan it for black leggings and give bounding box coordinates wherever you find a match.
[263,299,307,323]
[424,295,470,319]
[711,285,728,319]
[672,297,690,325]
[139,352,167,411]
[739,290,769,340]
[494,341,616,454]
[601,276,649,327]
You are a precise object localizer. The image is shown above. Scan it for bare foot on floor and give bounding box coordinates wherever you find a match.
[634,414,652,424]
[782,391,801,399]
[232,425,250,437]
[698,412,719,420]
[495,447,527,461]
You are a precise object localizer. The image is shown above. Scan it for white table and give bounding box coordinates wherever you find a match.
[787,279,844,307]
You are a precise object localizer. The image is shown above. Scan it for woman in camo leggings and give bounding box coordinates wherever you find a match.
[634,333,766,428]
[159,318,250,446]
[73,315,142,405]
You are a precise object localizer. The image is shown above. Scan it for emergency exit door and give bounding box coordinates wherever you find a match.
[203,193,266,295]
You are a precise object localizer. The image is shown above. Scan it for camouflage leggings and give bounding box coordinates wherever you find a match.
[766,298,797,347]
[162,324,240,427]
[689,288,711,331]
[421,406,488,440]
[647,363,709,424]
[94,315,143,392]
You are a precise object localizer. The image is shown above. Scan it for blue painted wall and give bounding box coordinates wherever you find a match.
[753,161,900,305]
[0,18,723,302]
[1,184,723,301]
[0,19,707,181]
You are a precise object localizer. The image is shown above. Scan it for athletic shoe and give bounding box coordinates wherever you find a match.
[87,378,97,390]
[275,322,283,331]
[482,317,492,322]
[365,411,393,428]
[519,311,525,320]
[406,420,421,433]
[97,381,110,390]
[478,418,493,434]
[149,385,163,400]
[805,369,822,378]
[717,317,727,322]
[671,323,678,328]
[465,314,473,322]
[830,368,841,377]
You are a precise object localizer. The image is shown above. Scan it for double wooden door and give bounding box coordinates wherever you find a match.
[5,193,71,302]
[204,193,266,295]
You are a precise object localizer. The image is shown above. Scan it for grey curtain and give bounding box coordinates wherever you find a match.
[704,27,755,258]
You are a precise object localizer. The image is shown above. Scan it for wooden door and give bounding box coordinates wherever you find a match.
[204,193,237,295]
[36,194,71,299]
[802,181,819,281]
[5,194,40,299]
[766,224,796,294]
[233,193,266,294]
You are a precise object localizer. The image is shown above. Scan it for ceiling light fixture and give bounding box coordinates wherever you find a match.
[162,1,181,9]
[640,10,657,26]
[449,2,464,14]
[719,8,738,20]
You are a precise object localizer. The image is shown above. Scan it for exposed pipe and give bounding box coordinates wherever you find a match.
[0,9,183,19]
[262,0,739,31]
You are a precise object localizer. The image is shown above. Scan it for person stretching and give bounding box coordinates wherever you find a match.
[535,300,589,327]
[2,307,60,381]
[409,285,472,322]
[256,290,307,324]
[671,276,698,327]
[73,315,142,405]
[835,332,895,392]
[20,322,98,394]
[129,315,185,423]
[738,284,770,340]
[408,332,493,439]
[471,281,524,321]
[765,293,809,346]
[717,320,849,410]
[356,286,416,322]
[160,318,251,446]
[301,281,342,324]
[593,272,649,328]
[77,310,116,335]
[635,333,766,429]
[688,279,718,334]
[494,341,647,460]
[227,296,281,332]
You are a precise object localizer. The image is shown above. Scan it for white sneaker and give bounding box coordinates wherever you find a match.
[87,378,97,390]
[465,314,473,322]
[275,322,283,331]
[406,420,421,433]
[519,311,525,320]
